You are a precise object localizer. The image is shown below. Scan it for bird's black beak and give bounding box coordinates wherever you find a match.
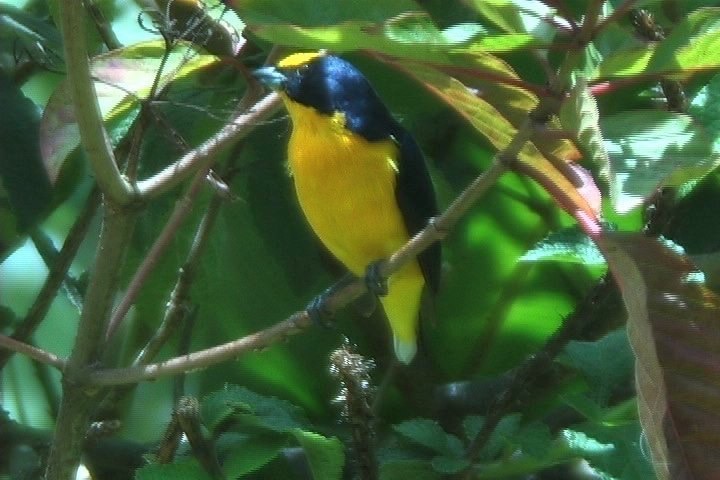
[253,66,287,90]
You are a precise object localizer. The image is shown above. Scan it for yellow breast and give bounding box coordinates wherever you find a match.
[283,97,411,276]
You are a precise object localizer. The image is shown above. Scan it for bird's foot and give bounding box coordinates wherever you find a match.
[305,275,355,328]
[365,260,389,297]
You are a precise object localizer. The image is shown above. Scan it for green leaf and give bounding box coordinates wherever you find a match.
[516,422,553,459]
[560,78,609,176]
[0,72,52,255]
[463,415,484,442]
[201,385,307,434]
[291,429,344,480]
[690,72,720,143]
[430,455,470,474]
[481,414,521,459]
[135,459,213,480]
[569,423,652,480]
[216,433,285,478]
[601,110,720,213]
[393,419,464,457]
[520,227,605,266]
[379,459,440,480]
[0,3,63,68]
[465,0,560,43]
[562,429,615,456]
[229,0,420,26]
[557,329,634,404]
[561,393,606,423]
[646,7,720,77]
[594,7,720,79]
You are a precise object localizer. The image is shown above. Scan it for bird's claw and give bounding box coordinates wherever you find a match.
[306,292,336,329]
[365,260,388,297]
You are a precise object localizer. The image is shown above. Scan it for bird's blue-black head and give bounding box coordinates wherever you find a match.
[255,53,401,141]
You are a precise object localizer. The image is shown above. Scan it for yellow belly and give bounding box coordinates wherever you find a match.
[284,98,424,363]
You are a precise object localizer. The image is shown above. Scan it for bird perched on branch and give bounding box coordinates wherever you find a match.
[255,52,440,364]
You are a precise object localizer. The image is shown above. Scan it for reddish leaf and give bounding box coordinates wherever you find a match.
[390,59,599,232]
[599,232,720,480]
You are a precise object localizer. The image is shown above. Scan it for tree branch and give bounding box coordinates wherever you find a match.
[136,92,282,199]
[87,150,513,387]
[104,166,210,341]
[58,1,135,205]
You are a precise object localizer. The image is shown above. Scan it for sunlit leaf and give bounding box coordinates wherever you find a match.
[465,0,565,43]
[594,7,720,79]
[560,78,609,177]
[520,226,605,266]
[601,110,720,214]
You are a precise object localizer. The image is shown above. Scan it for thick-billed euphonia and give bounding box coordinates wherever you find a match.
[255,52,440,364]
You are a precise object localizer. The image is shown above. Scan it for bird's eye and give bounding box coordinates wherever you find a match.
[297,64,310,76]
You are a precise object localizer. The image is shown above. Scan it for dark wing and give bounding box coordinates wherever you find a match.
[394,130,441,294]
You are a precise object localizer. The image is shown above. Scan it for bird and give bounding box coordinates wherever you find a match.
[254,52,440,364]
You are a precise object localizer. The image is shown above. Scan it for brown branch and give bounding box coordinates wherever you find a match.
[104,167,210,341]
[136,92,282,199]
[87,146,515,386]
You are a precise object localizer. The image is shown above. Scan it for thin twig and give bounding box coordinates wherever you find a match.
[0,188,99,370]
[84,0,122,50]
[29,229,84,310]
[0,334,65,370]
[105,86,262,339]
[136,92,282,199]
[104,166,210,340]
[98,161,238,415]
[593,0,640,36]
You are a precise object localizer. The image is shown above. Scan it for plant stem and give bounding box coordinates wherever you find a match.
[59,1,135,206]
[44,209,137,480]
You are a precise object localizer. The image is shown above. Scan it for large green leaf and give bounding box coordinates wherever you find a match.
[0,72,53,259]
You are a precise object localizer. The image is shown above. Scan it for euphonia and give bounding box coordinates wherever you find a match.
[255,52,440,364]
